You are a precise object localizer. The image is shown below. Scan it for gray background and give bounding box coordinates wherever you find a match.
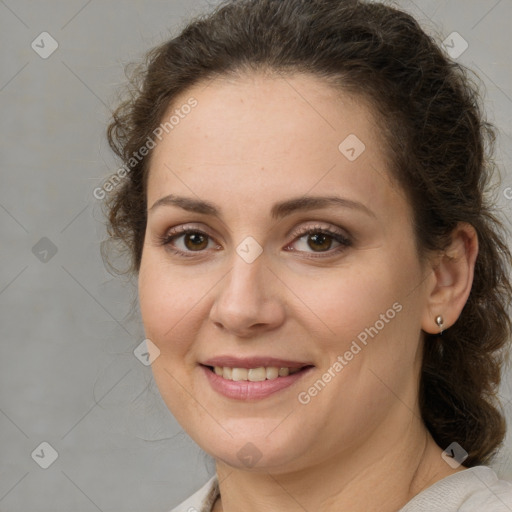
[1,1,511,511]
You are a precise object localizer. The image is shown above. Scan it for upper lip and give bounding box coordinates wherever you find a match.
[201,356,314,369]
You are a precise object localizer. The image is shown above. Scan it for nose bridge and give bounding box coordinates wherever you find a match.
[221,229,269,298]
[210,247,285,335]
[221,250,269,311]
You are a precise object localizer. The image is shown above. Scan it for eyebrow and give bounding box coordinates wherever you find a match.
[148,194,376,220]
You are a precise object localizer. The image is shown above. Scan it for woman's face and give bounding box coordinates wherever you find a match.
[139,72,433,472]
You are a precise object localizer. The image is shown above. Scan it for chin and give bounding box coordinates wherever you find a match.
[193,425,310,472]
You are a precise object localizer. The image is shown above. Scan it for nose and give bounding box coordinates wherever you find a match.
[209,254,286,337]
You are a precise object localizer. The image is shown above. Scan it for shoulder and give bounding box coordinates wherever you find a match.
[168,475,219,512]
[399,466,512,512]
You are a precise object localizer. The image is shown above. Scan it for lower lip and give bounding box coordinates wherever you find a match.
[201,365,314,400]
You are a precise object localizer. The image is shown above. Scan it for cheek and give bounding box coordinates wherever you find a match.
[291,249,422,384]
[138,255,207,423]
[291,262,399,343]
[138,253,203,355]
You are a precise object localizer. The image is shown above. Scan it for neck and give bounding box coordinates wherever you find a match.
[213,421,463,512]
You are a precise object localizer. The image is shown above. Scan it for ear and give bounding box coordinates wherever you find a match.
[421,222,479,334]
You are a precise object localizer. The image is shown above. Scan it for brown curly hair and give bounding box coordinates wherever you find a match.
[104,0,512,467]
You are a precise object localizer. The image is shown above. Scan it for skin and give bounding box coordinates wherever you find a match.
[138,71,478,512]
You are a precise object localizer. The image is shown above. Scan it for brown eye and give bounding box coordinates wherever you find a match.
[307,233,333,252]
[159,228,217,256]
[183,232,209,251]
[286,226,352,258]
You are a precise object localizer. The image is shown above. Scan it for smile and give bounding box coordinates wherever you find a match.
[211,365,303,381]
[200,364,314,400]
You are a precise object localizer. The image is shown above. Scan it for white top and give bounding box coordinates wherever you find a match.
[169,465,512,512]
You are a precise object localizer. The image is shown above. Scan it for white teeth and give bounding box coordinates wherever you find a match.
[212,365,304,381]
[231,368,248,381]
[266,367,279,380]
[248,367,266,382]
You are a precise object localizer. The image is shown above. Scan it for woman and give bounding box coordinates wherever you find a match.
[104,0,512,510]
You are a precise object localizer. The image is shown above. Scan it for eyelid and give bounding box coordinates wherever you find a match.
[287,223,351,243]
[163,223,211,237]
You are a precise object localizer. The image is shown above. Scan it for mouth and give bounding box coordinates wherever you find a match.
[201,364,313,381]
[199,359,315,400]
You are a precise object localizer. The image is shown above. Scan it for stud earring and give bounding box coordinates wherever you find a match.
[435,315,444,335]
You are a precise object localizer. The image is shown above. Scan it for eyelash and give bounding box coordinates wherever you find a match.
[157,224,352,259]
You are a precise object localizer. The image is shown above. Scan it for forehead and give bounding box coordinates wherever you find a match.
[146,72,405,221]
